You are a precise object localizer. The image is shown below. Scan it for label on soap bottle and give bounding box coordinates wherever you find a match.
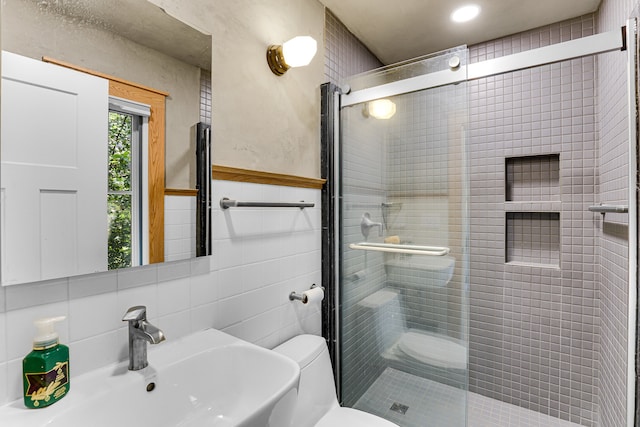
[24,362,69,407]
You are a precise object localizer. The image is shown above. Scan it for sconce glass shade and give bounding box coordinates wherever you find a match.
[367,99,397,119]
[282,36,317,67]
[267,36,317,76]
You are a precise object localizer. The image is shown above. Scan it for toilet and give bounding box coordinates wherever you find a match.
[357,288,467,370]
[273,334,400,427]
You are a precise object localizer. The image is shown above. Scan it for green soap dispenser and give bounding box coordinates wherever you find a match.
[23,316,70,408]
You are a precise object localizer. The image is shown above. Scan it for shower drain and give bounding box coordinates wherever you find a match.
[390,402,409,415]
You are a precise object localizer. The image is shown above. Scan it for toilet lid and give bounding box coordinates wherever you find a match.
[316,407,400,427]
[397,331,467,370]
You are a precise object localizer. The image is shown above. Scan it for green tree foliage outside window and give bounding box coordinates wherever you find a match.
[108,112,133,270]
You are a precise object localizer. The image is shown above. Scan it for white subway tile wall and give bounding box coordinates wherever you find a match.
[0,180,321,405]
[164,195,197,262]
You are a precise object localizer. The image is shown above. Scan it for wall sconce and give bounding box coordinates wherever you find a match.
[267,36,317,76]
[364,99,397,119]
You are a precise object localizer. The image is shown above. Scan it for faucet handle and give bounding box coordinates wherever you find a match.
[361,212,383,238]
[122,305,147,322]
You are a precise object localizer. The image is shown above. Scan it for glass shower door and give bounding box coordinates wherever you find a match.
[338,48,469,427]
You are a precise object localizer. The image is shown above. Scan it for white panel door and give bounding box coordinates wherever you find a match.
[1,51,108,285]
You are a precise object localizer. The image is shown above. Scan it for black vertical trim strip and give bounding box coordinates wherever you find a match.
[196,123,212,257]
[320,82,340,399]
[633,17,640,427]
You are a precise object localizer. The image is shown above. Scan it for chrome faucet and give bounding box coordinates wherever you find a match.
[122,306,166,371]
[360,212,383,238]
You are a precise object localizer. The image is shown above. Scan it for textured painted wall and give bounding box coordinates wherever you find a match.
[151,0,326,179]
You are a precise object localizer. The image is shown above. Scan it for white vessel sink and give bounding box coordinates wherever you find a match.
[385,255,455,289]
[0,328,300,427]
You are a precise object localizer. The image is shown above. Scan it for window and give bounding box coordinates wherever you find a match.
[107,97,150,269]
[108,111,139,268]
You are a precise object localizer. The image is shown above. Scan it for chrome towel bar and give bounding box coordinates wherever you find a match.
[349,242,450,256]
[588,204,628,214]
[220,197,314,209]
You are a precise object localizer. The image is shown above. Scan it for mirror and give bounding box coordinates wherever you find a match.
[1,0,213,285]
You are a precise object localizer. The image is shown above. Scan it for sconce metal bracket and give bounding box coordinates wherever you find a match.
[267,45,290,76]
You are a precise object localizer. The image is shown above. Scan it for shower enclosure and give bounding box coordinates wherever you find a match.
[322,21,637,427]
[328,47,471,427]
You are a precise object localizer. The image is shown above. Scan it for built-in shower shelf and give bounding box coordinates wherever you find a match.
[505,212,560,268]
[504,201,562,212]
[505,260,561,270]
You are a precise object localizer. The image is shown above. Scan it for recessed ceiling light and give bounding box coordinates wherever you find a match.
[451,4,480,23]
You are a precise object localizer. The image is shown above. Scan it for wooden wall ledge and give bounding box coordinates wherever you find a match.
[212,165,326,189]
[165,188,198,196]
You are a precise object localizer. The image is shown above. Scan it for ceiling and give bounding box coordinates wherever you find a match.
[320,0,602,64]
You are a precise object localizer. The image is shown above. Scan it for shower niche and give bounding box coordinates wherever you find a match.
[505,154,560,201]
[506,212,560,267]
[505,154,561,268]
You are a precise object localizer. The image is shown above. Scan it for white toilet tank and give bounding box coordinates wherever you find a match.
[273,335,339,427]
[357,288,406,354]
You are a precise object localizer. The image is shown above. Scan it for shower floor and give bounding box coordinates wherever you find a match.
[353,367,582,427]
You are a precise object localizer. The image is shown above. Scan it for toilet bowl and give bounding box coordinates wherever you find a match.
[357,288,467,370]
[273,334,399,427]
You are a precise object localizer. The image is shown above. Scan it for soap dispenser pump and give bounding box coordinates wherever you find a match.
[23,316,70,408]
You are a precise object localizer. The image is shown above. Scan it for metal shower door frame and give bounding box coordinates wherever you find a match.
[341,28,625,107]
